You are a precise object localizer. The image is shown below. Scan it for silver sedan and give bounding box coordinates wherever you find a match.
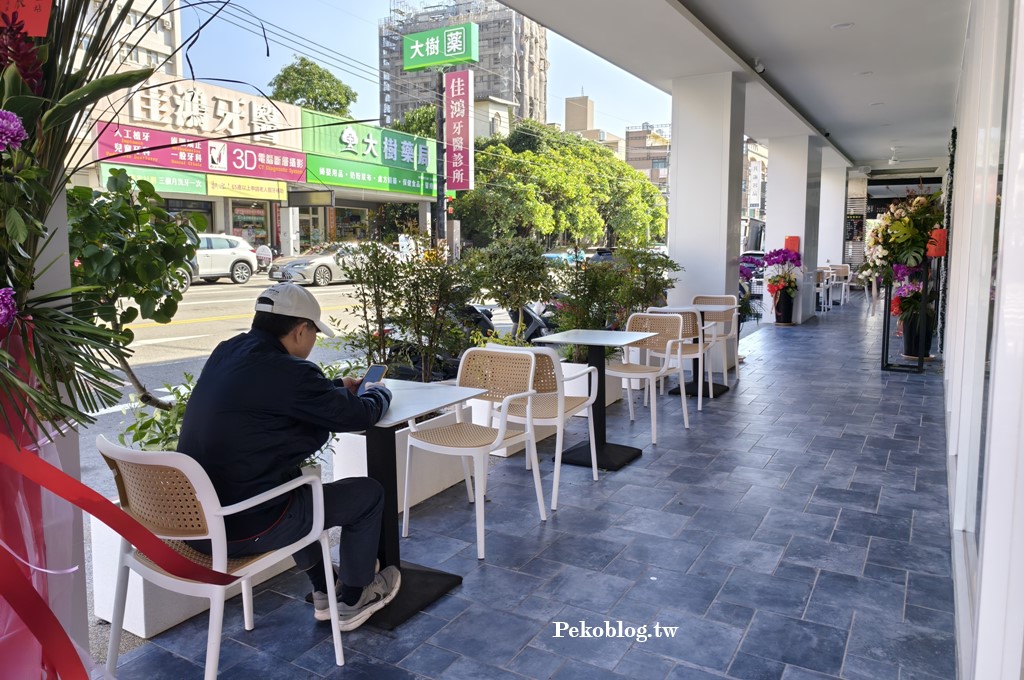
[267,244,354,286]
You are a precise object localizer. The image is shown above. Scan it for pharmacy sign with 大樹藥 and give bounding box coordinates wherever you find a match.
[401,22,479,71]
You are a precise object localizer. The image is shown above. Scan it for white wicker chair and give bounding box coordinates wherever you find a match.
[97,435,343,680]
[486,344,599,511]
[692,295,740,384]
[402,347,545,559]
[606,312,703,442]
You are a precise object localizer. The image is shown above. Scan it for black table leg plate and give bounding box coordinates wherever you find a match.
[669,381,730,398]
[560,440,642,471]
[368,561,462,630]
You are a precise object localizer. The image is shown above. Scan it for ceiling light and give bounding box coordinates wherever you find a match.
[753,57,765,74]
[888,147,900,166]
[830,22,855,29]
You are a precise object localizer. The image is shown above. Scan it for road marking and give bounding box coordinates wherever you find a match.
[129,304,355,329]
[131,334,210,347]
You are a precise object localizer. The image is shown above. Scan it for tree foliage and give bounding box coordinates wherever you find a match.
[393,104,438,139]
[453,120,667,247]
[269,56,357,117]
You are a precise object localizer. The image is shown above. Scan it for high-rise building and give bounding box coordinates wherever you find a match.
[564,96,625,158]
[379,0,548,128]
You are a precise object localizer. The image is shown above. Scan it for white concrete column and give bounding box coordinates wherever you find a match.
[666,72,744,305]
[418,201,432,238]
[818,166,848,267]
[279,207,300,256]
[764,135,823,323]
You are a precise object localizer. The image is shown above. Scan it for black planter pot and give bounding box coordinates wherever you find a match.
[902,314,934,358]
[774,292,795,325]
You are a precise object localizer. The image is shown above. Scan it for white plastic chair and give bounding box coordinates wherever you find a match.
[815,268,834,311]
[829,263,852,304]
[402,347,546,559]
[692,295,740,383]
[606,312,699,442]
[487,344,599,511]
[97,435,343,679]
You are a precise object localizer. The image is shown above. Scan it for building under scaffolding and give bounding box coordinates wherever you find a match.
[378,0,548,128]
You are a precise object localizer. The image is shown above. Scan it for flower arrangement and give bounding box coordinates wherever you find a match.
[873,191,944,278]
[764,248,802,300]
[890,263,936,326]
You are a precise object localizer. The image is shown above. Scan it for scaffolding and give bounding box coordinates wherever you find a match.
[378,0,547,127]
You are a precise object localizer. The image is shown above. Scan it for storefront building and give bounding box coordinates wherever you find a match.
[89,73,303,250]
[88,75,439,256]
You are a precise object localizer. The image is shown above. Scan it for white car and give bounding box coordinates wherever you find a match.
[193,233,258,284]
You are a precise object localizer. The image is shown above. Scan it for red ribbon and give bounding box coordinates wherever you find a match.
[0,546,88,680]
[0,432,237,678]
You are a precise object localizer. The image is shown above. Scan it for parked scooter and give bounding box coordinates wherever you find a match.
[508,302,557,342]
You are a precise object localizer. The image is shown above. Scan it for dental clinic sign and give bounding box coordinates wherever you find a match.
[444,70,474,191]
[402,22,479,71]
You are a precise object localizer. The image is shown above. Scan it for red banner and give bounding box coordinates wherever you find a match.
[95,122,306,182]
[444,70,474,191]
[0,1,52,37]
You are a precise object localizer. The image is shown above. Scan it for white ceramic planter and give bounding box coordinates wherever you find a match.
[90,504,294,639]
[331,405,469,510]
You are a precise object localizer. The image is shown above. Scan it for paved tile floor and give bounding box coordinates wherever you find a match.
[113,291,955,679]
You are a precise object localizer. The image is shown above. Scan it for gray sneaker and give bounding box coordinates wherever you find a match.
[312,566,401,631]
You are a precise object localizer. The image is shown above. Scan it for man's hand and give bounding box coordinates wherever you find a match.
[342,377,361,394]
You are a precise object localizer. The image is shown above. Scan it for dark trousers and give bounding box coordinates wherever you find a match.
[222,477,384,590]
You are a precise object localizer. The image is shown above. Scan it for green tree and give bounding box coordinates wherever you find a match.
[393,104,438,139]
[269,56,357,117]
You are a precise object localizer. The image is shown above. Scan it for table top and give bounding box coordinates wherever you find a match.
[533,329,656,347]
[374,378,486,428]
[648,303,737,314]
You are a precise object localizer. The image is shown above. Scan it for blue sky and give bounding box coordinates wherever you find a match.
[178,0,671,136]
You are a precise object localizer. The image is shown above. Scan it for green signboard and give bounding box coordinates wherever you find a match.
[99,163,207,195]
[306,153,437,197]
[402,22,479,71]
[302,110,436,174]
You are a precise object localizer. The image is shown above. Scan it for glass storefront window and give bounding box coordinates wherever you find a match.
[167,198,214,231]
[335,207,370,241]
[298,207,324,251]
[232,200,269,246]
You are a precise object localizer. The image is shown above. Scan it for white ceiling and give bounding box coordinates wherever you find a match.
[501,0,969,177]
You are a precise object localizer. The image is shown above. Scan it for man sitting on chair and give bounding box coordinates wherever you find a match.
[178,282,399,631]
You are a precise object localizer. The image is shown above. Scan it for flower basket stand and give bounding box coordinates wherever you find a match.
[880,275,931,373]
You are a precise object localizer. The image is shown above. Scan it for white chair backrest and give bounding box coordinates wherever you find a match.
[484,343,564,399]
[457,347,536,400]
[95,435,233,573]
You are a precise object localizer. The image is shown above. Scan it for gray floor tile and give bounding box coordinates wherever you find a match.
[122,298,958,680]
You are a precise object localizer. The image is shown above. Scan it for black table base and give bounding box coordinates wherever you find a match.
[669,381,730,398]
[368,561,462,630]
[560,440,642,471]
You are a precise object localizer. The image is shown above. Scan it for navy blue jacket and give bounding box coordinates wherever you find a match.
[177,329,391,538]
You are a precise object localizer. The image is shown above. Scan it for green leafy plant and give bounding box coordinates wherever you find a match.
[609,246,680,327]
[336,241,403,367]
[68,168,201,408]
[465,238,551,339]
[119,373,195,451]
[0,0,217,438]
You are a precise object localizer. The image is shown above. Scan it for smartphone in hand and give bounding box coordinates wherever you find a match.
[357,364,388,395]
